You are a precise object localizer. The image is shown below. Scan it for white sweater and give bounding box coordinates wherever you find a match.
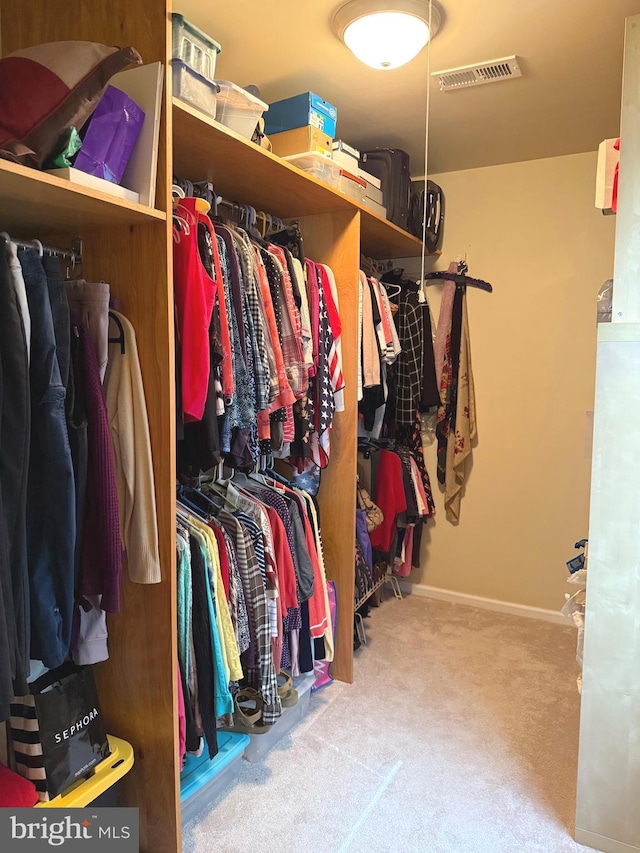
[104,311,161,584]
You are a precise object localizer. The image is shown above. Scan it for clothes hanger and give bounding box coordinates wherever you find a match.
[108,311,126,355]
[382,281,402,299]
[424,266,493,293]
[202,479,239,509]
[257,211,268,238]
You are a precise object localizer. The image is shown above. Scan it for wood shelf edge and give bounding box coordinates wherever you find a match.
[0,159,167,222]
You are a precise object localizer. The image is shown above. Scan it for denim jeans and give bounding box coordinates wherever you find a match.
[20,249,76,669]
[43,256,70,392]
[0,243,30,708]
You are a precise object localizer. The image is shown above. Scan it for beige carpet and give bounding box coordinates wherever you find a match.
[183,594,592,853]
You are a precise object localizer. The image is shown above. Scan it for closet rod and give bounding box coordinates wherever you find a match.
[0,232,83,264]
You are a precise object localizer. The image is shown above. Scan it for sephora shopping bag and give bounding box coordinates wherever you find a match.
[10,663,110,801]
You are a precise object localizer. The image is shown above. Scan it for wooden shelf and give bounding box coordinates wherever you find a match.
[172,99,426,259]
[0,159,166,234]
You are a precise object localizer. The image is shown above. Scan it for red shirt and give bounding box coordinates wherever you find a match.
[369,450,407,552]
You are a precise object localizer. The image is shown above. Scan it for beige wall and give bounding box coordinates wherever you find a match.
[402,152,616,610]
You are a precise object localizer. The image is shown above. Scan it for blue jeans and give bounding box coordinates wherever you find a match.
[20,249,76,669]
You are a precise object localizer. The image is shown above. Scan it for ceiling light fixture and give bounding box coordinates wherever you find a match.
[332,0,442,70]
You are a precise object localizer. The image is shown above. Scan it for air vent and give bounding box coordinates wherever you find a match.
[433,56,522,91]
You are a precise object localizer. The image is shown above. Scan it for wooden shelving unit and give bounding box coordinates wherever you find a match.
[173,99,426,259]
[0,2,425,851]
[0,157,166,233]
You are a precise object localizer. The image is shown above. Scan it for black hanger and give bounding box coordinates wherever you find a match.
[177,484,222,517]
[381,268,419,296]
[108,311,126,354]
[424,270,493,293]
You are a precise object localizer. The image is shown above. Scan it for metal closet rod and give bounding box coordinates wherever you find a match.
[0,232,83,264]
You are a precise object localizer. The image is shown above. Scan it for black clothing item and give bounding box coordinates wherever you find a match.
[420,299,440,411]
[412,522,423,570]
[299,600,314,674]
[269,224,305,264]
[397,447,420,523]
[189,535,218,761]
[285,494,315,603]
[359,385,385,432]
[21,249,76,669]
[314,637,326,662]
[179,656,200,755]
[0,244,29,707]
[179,346,223,476]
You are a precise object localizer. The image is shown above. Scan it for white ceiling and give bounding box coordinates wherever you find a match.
[179,0,640,174]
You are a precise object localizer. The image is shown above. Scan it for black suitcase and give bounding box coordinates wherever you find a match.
[408,180,445,252]
[360,148,411,231]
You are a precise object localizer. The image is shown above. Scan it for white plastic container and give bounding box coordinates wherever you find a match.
[242,673,317,764]
[284,151,341,188]
[171,14,221,83]
[172,60,219,118]
[215,81,268,139]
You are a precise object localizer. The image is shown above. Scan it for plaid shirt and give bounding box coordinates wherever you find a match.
[268,246,307,399]
[394,291,424,425]
[218,511,281,725]
[232,230,272,412]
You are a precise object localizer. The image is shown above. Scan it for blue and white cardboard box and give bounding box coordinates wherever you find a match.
[265,92,337,138]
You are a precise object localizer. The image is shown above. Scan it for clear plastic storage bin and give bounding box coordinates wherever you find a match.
[215,81,269,139]
[284,151,341,188]
[172,60,219,118]
[171,13,221,83]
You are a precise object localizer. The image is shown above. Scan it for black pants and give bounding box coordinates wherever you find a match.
[0,243,30,713]
[20,249,76,669]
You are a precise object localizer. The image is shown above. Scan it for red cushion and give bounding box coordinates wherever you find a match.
[0,761,38,808]
[0,41,141,169]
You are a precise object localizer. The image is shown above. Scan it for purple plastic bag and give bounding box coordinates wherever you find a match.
[74,85,144,184]
[312,581,337,692]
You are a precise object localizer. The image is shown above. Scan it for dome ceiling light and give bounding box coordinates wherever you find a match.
[332,0,443,70]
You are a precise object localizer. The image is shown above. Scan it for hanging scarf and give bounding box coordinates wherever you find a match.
[436,286,463,485]
[436,287,476,522]
[444,297,476,522]
[433,264,457,390]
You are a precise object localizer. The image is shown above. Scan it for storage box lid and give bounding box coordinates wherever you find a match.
[171,14,221,53]
[333,139,360,159]
[215,81,268,110]
[284,151,341,174]
[358,168,382,189]
[171,60,220,92]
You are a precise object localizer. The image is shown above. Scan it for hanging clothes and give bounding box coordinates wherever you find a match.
[21,248,76,670]
[104,311,161,585]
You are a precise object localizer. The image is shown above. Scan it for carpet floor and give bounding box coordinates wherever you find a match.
[183,593,592,853]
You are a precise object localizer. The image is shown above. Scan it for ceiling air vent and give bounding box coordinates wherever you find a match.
[433,56,522,91]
